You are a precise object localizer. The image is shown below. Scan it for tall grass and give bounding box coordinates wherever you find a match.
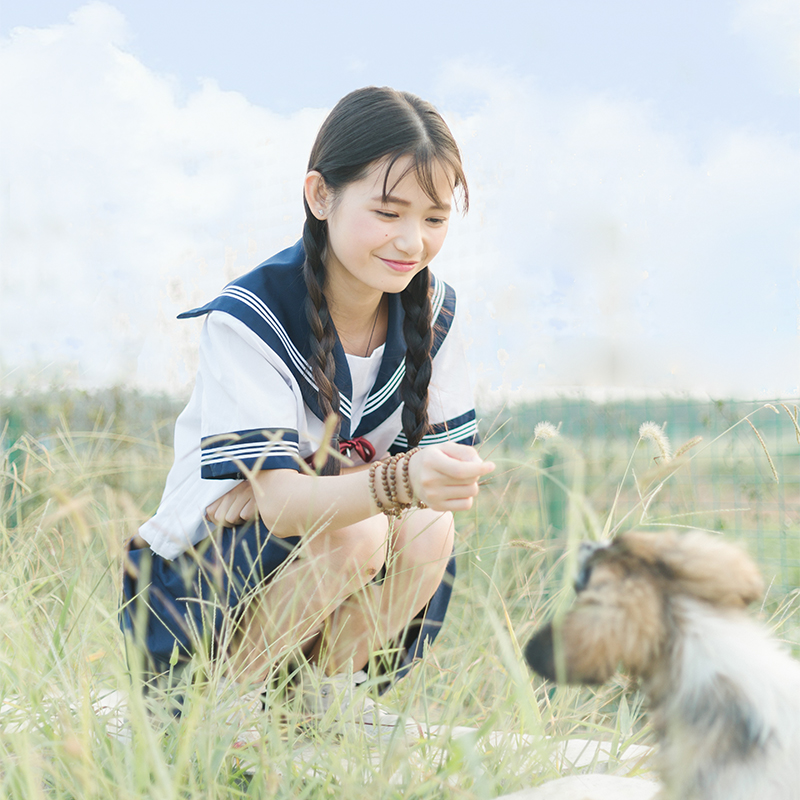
[1,392,797,798]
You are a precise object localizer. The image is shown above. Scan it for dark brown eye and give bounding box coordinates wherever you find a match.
[574,540,605,593]
[574,563,593,593]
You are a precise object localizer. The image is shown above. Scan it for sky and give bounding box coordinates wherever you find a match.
[1,0,798,402]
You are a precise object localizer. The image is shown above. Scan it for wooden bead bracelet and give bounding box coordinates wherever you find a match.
[368,448,427,517]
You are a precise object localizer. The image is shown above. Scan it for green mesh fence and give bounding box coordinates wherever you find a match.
[483,397,800,593]
[3,391,799,592]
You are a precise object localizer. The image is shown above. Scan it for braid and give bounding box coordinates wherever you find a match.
[400,269,433,449]
[302,216,342,475]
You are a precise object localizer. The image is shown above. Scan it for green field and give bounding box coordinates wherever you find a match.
[1,390,798,798]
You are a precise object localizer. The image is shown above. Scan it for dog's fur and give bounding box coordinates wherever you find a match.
[524,530,800,800]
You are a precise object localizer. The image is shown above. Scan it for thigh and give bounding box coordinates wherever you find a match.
[299,513,391,576]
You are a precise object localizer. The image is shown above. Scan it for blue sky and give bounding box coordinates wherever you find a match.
[1,1,798,399]
[3,0,794,130]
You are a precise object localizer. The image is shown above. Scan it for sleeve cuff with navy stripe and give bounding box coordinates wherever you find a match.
[200,428,301,479]
[390,410,479,453]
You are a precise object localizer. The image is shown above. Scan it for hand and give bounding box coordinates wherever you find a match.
[406,442,495,512]
[206,481,258,526]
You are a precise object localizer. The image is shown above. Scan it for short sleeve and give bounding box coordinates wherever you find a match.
[425,315,479,446]
[198,312,303,479]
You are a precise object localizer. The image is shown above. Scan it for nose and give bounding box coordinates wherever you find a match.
[394,217,424,257]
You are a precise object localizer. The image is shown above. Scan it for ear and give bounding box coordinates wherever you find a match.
[622,530,764,608]
[304,171,331,220]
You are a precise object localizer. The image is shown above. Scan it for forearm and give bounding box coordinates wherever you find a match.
[206,443,496,533]
[248,468,378,538]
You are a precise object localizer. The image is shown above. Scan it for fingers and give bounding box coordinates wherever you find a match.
[436,441,483,462]
[206,482,259,526]
[206,497,221,522]
[241,498,255,520]
[425,444,496,481]
[409,444,494,512]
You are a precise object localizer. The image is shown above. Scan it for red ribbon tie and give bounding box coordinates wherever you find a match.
[338,436,376,463]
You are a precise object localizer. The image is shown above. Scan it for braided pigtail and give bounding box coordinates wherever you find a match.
[400,268,433,449]
[302,215,342,476]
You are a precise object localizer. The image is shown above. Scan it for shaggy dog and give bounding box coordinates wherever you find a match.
[524,530,800,800]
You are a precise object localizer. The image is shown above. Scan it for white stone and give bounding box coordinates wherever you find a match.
[494,774,661,800]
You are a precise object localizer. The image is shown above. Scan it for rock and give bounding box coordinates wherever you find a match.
[494,774,662,800]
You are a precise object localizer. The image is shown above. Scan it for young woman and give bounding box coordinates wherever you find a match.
[122,86,494,728]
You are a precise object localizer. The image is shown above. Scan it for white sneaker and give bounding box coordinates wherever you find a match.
[302,667,422,740]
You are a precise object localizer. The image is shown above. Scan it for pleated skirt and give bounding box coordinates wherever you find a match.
[120,519,455,686]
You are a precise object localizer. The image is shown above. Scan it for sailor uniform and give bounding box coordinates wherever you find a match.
[121,240,478,678]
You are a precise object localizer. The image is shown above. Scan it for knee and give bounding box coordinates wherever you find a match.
[428,511,455,556]
[395,510,455,566]
[321,521,388,587]
[349,530,388,583]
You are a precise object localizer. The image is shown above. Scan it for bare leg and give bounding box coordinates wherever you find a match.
[312,509,455,674]
[229,515,390,682]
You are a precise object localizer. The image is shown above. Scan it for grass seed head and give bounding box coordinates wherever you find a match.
[533,421,561,444]
[673,435,703,460]
[745,418,779,483]
[638,421,672,462]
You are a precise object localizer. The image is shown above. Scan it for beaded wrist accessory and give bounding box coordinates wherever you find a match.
[368,450,427,517]
[368,461,383,512]
[369,460,401,517]
[381,455,399,507]
[387,454,411,512]
[401,447,428,509]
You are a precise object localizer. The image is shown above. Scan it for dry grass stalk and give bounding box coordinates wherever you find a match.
[780,403,800,444]
[745,418,779,483]
[507,539,546,552]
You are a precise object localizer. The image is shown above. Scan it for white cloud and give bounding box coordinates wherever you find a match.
[1,3,325,391]
[1,5,798,400]
[433,61,799,398]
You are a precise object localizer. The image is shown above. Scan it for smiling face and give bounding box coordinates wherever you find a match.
[311,155,454,302]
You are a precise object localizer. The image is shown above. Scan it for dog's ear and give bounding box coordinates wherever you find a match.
[620,530,764,608]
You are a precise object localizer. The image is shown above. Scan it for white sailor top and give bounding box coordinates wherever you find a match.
[139,241,478,561]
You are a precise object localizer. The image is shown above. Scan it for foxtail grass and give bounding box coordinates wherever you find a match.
[1,393,798,798]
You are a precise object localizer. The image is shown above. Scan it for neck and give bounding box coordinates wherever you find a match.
[644,597,780,740]
[328,291,386,357]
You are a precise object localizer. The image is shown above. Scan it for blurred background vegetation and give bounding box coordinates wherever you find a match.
[0,388,797,798]
[9,388,794,584]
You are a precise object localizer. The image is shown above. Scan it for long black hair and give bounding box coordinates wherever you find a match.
[302,86,468,474]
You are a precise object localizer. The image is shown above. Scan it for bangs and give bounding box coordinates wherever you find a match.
[380,147,469,213]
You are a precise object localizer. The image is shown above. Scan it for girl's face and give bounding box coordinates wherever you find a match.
[314,155,454,299]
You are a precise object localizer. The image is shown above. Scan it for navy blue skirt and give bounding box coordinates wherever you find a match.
[120,520,455,685]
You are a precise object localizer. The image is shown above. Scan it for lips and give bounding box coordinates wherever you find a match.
[379,257,419,273]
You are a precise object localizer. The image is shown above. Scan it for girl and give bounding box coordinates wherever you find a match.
[122,86,494,731]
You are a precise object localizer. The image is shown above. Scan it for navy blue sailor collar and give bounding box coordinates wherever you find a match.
[178,240,456,438]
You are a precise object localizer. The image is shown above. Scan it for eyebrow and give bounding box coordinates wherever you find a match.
[373,195,451,212]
